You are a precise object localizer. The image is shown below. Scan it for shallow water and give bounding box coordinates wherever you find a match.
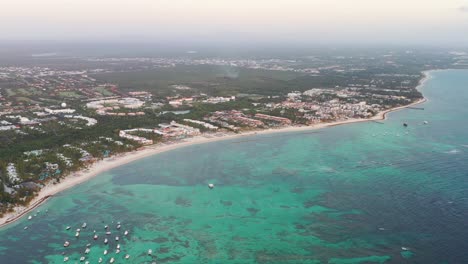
[1,70,468,263]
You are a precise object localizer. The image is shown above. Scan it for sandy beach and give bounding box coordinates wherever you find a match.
[0,74,429,229]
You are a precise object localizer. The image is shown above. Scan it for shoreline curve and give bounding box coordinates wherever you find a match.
[0,71,431,229]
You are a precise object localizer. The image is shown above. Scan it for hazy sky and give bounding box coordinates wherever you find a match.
[2,0,468,46]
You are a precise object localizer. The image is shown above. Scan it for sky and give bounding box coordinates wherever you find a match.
[1,0,468,46]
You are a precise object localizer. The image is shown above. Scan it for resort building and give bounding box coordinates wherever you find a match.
[6,163,20,185]
[254,114,292,125]
[183,119,218,130]
[44,108,76,114]
[64,115,98,126]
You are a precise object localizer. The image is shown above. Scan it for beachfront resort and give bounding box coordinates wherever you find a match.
[0,49,459,220]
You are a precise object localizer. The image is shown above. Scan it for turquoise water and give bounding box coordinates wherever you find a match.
[1,70,468,263]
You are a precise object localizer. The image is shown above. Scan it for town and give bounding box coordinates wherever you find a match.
[0,49,464,215]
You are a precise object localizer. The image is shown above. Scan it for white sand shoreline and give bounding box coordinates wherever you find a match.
[0,72,430,229]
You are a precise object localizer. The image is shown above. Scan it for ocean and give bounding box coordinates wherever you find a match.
[0,69,467,263]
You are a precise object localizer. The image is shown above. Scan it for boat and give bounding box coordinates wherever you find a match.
[104,238,108,244]
[86,243,91,247]
[24,226,28,230]
[401,246,409,251]
[116,224,121,230]
[63,256,69,262]
[75,232,80,237]
[115,236,119,241]
[104,225,108,229]
[124,230,129,236]
[85,248,90,254]
[106,231,112,235]
[93,234,98,240]
[148,249,152,255]
[76,228,81,232]
[98,258,103,263]
[110,258,115,263]
[104,250,108,255]
[423,121,429,124]
[85,262,90,264]
[116,244,121,249]
[82,223,87,228]
[66,226,71,230]
[80,256,85,262]
[116,249,121,254]
[208,183,215,189]
[63,241,70,247]
[28,216,32,220]
[125,254,130,259]
[403,123,408,127]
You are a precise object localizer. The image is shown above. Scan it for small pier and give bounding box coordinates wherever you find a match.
[371,120,385,124]
[405,106,425,110]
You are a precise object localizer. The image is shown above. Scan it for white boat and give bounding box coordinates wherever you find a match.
[24,226,28,230]
[423,121,429,124]
[85,248,90,254]
[76,228,81,232]
[75,232,80,237]
[85,262,89,264]
[115,236,119,241]
[104,225,108,229]
[86,243,91,247]
[66,226,71,230]
[82,223,87,228]
[93,234,98,240]
[125,254,130,259]
[104,238,108,244]
[106,231,112,235]
[401,247,409,251]
[116,224,121,230]
[208,183,215,189]
[80,256,85,262]
[63,241,70,247]
[116,249,121,254]
[28,216,32,220]
[148,249,152,255]
[124,230,129,236]
[104,250,108,255]
[98,258,103,263]
[110,257,115,263]
[63,257,69,262]
[117,244,121,249]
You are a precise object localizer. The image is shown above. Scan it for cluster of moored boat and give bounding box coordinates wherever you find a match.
[24,209,49,230]
[62,221,155,263]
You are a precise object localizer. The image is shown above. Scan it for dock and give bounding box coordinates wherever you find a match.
[405,106,425,110]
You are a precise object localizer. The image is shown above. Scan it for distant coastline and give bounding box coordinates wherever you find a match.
[0,71,431,229]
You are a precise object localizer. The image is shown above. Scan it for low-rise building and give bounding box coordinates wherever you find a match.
[6,163,20,185]
[254,114,292,125]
